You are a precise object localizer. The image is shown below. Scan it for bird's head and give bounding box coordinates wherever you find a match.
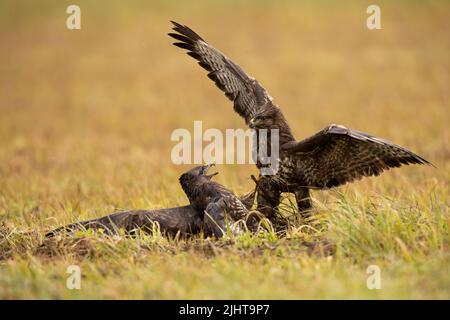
[249,109,276,129]
[179,163,218,187]
[191,163,218,179]
[179,163,218,195]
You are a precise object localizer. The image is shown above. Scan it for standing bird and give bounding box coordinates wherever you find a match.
[169,21,431,219]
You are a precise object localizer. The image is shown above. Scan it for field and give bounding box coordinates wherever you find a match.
[0,0,449,299]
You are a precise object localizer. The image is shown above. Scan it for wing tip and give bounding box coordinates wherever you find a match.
[400,148,434,168]
[415,155,435,168]
[169,20,205,42]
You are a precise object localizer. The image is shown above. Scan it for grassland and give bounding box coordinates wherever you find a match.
[0,0,448,299]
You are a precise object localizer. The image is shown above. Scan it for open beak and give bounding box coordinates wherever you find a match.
[203,163,218,179]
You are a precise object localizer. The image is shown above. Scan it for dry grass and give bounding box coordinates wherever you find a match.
[0,0,448,299]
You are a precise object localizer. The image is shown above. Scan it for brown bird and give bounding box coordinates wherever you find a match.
[46,165,255,238]
[179,164,251,237]
[169,21,431,219]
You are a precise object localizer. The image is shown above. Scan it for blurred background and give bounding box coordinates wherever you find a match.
[0,0,448,222]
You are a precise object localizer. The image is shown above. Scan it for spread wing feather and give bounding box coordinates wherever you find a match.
[169,21,273,123]
[283,125,431,189]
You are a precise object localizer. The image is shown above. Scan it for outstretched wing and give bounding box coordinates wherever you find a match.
[169,21,273,124]
[45,206,203,237]
[282,124,431,189]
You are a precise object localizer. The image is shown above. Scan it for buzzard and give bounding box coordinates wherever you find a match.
[169,21,431,218]
[180,163,253,237]
[46,165,255,238]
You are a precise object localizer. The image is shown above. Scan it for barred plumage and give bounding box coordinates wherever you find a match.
[170,21,431,219]
[179,164,250,237]
[47,165,255,238]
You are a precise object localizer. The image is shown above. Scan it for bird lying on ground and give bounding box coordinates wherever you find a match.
[46,165,256,238]
[169,21,431,220]
[179,163,256,237]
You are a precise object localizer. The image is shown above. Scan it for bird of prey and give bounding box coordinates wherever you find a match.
[179,164,252,237]
[169,21,431,219]
[46,165,255,238]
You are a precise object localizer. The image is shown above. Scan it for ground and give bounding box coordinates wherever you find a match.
[0,0,448,299]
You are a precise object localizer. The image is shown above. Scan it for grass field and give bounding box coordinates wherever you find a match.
[0,0,449,299]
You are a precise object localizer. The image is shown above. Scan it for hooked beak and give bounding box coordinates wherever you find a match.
[203,163,218,179]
